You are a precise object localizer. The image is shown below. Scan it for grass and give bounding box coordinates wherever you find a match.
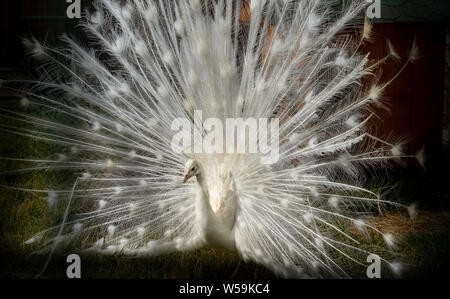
[0,103,449,279]
[0,108,275,279]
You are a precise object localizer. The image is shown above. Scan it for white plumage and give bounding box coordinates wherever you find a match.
[184,159,237,250]
[1,0,419,278]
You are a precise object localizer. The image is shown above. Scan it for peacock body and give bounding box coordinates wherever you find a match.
[0,0,420,278]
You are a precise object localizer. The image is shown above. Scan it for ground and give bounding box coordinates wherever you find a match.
[0,104,449,279]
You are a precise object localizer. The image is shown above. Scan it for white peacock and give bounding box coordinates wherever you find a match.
[0,0,422,278]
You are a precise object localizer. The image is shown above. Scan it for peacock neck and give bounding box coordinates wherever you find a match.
[196,172,209,199]
[196,172,216,216]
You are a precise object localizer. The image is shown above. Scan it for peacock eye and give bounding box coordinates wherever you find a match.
[191,167,195,171]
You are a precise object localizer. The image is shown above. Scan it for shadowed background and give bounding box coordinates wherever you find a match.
[0,0,449,279]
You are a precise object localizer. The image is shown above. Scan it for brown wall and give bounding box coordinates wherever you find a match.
[365,23,446,161]
[240,0,446,162]
[240,2,446,162]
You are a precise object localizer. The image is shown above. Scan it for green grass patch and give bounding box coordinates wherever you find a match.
[0,107,448,279]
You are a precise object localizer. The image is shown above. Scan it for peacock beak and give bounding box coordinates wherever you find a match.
[183,174,190,184]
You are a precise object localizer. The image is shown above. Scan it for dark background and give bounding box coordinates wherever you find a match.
[0,0,449,279]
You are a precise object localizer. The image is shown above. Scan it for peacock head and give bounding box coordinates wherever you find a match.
[183,159,200,183]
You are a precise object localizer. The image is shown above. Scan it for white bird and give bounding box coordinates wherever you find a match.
[184,159,237,250]
[0,0,420,278]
